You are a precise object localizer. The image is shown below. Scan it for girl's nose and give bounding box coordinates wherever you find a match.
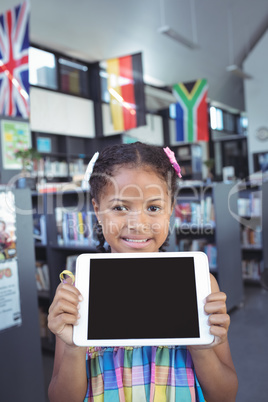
[127,210,150,231]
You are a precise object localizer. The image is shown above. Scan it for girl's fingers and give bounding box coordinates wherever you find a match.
[48,312,80,335]
[59,282,82,298]
[202,291,230,347]
[205,301,227,315]
[204,292,227,315]
[208,313,230,329]
[205,291,227,304]
[209,324,228,340]
[49,284,82,313]
[49,299,80,318]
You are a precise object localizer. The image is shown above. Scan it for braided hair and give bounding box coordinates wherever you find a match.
[89,142,178,252]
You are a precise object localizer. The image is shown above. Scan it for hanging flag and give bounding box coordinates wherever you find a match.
[103,52,146,131]
[0,1,30,118]
[172,79,209,142]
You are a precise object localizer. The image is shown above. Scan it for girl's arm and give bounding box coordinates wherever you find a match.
[47,279,88,402]
[188,274,238,402]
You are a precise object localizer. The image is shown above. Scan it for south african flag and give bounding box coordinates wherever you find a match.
[173,79,209,142]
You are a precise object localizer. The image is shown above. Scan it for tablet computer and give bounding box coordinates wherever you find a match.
[73,251,214,347]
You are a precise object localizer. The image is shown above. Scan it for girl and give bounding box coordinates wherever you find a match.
[48,142,238,402]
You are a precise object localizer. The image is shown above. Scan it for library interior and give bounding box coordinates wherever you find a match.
[0,0,268,401]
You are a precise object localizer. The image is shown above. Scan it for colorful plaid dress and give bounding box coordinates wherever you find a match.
[84,346,205,401]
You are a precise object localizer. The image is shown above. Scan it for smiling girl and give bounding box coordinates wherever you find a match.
[48,142,238,402]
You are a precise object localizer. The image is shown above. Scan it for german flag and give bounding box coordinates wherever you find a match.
[105,53,146,131]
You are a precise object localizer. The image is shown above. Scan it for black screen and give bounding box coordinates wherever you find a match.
[87,257,199,340]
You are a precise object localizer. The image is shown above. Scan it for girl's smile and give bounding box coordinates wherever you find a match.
[92,166,173,253]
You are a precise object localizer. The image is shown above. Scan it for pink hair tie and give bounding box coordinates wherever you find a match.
[163,147,182,178]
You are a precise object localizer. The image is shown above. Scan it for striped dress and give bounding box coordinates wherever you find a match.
[84,346,205,401]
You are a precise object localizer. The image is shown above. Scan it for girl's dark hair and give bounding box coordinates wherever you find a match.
[89,142,178,252]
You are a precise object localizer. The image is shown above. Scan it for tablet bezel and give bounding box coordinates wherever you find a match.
[73,251,214,347]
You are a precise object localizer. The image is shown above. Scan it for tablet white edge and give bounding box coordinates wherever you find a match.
[73,254,91,347]
[73,251,215,347]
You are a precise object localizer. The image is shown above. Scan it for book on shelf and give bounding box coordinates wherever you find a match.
[36,181,82,193]
[242,259,263,280]
[39,306,48,338]
[69,159,87,176]
[44,157,68,177]
[176,238,217,270]
[237,198,250,216]
[175,197,215,227]
[204,244,217,269]
[238,191,261,217]
[55,207,97,247]
[33,214,47,245]
[250,191,262,216]
[35,261,50,291]
[241,226,262,247]
[66,254,80,274]
[38,306,54,342]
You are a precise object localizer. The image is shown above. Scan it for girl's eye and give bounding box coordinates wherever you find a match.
[147,205,161,213]
[113,205,128,212]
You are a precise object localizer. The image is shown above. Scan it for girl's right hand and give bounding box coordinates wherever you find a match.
[47,277,82,346]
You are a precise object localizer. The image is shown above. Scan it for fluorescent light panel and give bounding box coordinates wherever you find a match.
[226,65,253,80]
[158,26,198,49]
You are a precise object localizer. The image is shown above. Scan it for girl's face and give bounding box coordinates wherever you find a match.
[92,166,174,253]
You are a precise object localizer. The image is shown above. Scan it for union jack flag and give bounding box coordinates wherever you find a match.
[0,1,30,118]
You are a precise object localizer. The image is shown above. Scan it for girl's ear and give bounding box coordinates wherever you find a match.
[91,198,100,221]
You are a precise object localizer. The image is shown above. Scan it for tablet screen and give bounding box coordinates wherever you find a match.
[87,257,199,340]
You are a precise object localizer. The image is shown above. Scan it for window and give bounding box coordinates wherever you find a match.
[100,69,110,103]
[169,103,176,119]
[210,106,247,135]
[29,47,58,90]
[210,107,223,130]
[222,111,236,133]
[239,115,248,135]
[59,58,89,97]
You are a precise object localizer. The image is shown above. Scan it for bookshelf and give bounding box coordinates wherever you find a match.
[238,179,268,284]
[0,189,45,401]
[175,182,243,311]
[32,189,98,351]
[170,144,203,180]
[30,132,135,350]
[31,132,133,186]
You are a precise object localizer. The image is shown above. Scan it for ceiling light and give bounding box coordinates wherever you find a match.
[226,65,253,80]
[158,26,198,49]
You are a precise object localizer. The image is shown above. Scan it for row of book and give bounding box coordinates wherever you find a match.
[176,238,217,269]
[175,197,215,226]
[36,181,82,193]
[55,207,97,247]
[33,158,88,179]
[241,226,262,248]
[34,158,69,178]
[33,214,47,245]
[35,261,50,291]
[39,306,54,342]
[69,159,88,176]
[237,191,261,217]
[242,259,263,280]
[36,255,79,293]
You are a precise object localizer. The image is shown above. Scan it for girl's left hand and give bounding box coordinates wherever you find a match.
[205,291,230,346]
[189,291,230,351]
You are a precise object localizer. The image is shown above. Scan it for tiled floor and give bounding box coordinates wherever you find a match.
[42,285,268,401]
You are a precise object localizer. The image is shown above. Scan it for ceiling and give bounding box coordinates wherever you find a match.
[1,0,268,112]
